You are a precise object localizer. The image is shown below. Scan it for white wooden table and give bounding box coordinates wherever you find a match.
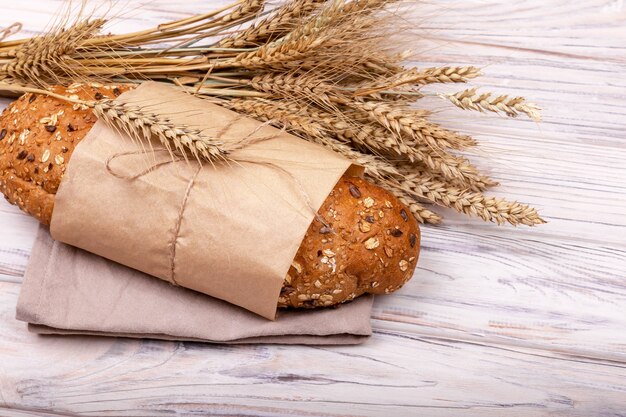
[1,1,626,416]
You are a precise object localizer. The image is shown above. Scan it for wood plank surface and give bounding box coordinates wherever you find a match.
[1,0,625,416]
[1,282,626,417]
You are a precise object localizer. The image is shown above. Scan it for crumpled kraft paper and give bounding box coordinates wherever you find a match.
[50,82,361,319]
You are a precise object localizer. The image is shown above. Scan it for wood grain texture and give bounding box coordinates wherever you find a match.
[1,0,626,416]
[1,282,626,417]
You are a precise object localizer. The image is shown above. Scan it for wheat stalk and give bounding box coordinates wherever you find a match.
[444,88,542,121]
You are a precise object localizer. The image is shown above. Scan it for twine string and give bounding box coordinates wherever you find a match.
[104,146,331,286]
[0,22,22,42]
[235,157,332,230]
[105,149,177,179]
[168,164,202,286]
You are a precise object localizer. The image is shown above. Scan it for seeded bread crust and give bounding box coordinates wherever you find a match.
[279,176,420,308]
[0,85,421,309]
[0,84,129,224]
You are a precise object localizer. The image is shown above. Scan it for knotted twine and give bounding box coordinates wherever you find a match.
[104,131,332,287]
[0,22,22,42]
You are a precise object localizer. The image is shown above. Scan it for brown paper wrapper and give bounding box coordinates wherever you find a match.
[50,82,361,319]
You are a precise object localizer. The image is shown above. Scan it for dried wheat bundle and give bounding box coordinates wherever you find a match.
[0,0,545,226]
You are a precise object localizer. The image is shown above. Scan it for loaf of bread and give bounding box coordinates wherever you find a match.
[0,85,420,308]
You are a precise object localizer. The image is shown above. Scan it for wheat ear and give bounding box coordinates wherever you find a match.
[227,97,492,189]
[396,169,545,226]
[1,19,105,86]
[343,123,495,191]
[219,0,265,23]
[444,88,541,121]
[93,100,231,163]
[348,101,474,150]
[248,73,477,150]
[219,0,325,47]
[355,66,481,96]
[0,83,231,163]
[412,66,481,85]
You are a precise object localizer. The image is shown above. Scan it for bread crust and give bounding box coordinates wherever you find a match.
[0,85,420,308]
[279,175,420,308]
[0,84,129,224]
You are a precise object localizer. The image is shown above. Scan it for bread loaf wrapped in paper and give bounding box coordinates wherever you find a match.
[0,82,420,319]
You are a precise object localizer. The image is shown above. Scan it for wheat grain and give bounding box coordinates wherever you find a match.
[444,88,541,121]
[232,34,319,69]
[409,166,498,192]
[396,193,442,224]
[249,72,336,106]
[349,101,476,149]
[406,118,478,151]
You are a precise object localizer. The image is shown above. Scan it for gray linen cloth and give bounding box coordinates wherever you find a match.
[16,226,373,345]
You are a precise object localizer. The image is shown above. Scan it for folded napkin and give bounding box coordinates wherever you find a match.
[16,226,373,345]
